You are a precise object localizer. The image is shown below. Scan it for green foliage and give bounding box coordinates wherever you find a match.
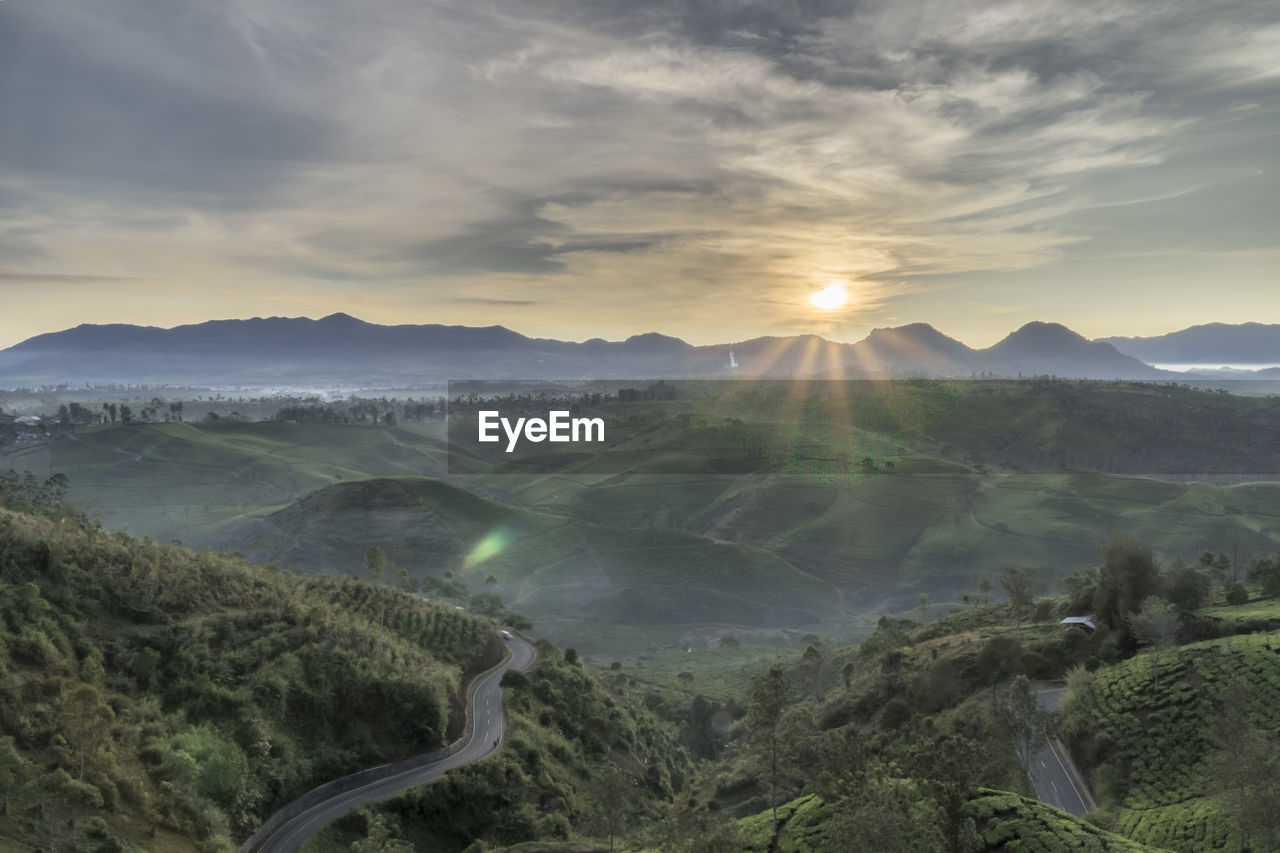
[0,505,503,851]
[826,781,946,853]
[720,790,1166,853]
[1198,686,1280,853]
[1163,563,1211,614]
[0,469,81,521]
[1250,555,1280,599]
[171,725,252,808]
[1064,630,1280,851]
[1094,533,1161,633]
[748,664,793,829]
[351,650,690,852]
[1000,566,1041,616]
[967,790,1165,852]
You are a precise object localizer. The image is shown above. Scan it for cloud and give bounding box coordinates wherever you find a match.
[0,270,142,283]
[0,0,1276,344]
[451,297,540,306]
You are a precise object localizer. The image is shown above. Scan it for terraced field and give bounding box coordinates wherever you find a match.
[1066,631,1280,852]
[653,792,1170,852]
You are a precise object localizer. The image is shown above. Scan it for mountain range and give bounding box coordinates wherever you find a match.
[1101,322,1280,366]
[1,313,1276,387]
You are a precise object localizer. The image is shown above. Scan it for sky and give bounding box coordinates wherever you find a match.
[0,0,1277,349]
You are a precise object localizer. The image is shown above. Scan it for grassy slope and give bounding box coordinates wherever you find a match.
[0,507,501,852]
[8,383,1280,654]
[229,476,845,652]
[10,421,451,545]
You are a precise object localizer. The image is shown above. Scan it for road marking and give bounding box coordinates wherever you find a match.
[1048,741,1087,812]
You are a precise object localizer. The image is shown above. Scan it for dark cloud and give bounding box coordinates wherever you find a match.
[0,270,143,282]
[381,197,660,275]
[511,0,862,50]
[0,1,335,204]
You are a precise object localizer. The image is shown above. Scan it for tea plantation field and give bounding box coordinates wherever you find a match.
[1066,631,1280,852]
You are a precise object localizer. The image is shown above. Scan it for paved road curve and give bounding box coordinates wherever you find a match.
[249,634,536,853]
[1031,687,1096,816]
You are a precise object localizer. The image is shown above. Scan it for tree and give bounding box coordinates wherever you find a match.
[33,768,103,852]
[1163,562,1211,614]
[365,546,388,584]
[1000,566,1041,617]
[1128,596,1180,688]
[977,574,993,606]
[586,764,637,852]
[0,736,34,816]
[1250,555,1280,599]
[1215,550,1234,586]
[59,683,113,781]
[365,546,389,654]
[748,663,793,832]
[1094,533,1161,632]
[397,566,417,593]
[353,811,415,853]
[1227,582,1249,606]
[1205,690,1280,852]
[995,675,1050,777]
[907,733,982,853]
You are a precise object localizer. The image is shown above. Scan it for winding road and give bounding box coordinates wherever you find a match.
[246,633,535,853]
[1031,687,1097,816]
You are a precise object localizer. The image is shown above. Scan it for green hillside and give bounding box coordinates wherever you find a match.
[1064,629,1280,852]
[0,503,502,852]
[704,791,1169,853]
[10,381,1280,659]
[227,476,845,652]
[5,421,451,545]
[300,643,693,852]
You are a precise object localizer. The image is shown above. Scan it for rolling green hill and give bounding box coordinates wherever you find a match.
[5,420,452,545]
[9,381,1280,658]
[225,476,846,652]
[0,504,502,852]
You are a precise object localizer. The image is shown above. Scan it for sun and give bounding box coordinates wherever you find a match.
[810,283,848,311]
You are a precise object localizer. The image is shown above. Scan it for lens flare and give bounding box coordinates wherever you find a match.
[464,522,519,567]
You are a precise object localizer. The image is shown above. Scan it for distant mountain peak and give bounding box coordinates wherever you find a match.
[1008,321,1085,341]
[622,332,693,351]
[869,322,943,336]
[318,312,364,325]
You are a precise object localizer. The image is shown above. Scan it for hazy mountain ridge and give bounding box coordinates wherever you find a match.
[1101,322,1280,365]
[2,313,1269,386]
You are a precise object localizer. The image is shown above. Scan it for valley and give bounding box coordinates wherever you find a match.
[4,377,1280,852]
